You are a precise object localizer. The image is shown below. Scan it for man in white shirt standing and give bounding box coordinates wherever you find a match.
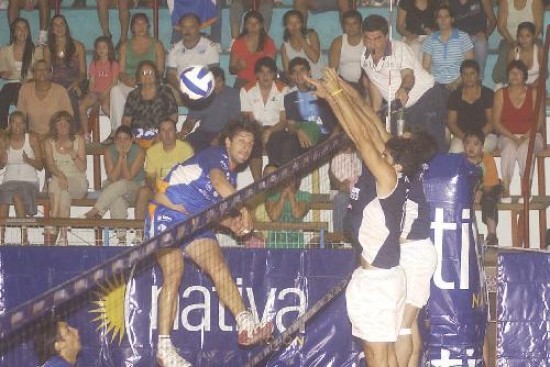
[166,13,221,104]
[240,56,288,181]
[362,14,448,152]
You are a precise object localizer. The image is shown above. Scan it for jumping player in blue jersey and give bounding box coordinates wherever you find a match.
[145,119,273,367]
[308,69,426,367]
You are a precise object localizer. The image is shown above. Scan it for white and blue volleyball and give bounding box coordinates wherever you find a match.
[179,65,215,100]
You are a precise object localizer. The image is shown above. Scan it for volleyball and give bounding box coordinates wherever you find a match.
[179,65,215,100]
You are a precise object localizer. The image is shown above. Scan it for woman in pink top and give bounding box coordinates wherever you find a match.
[78,36,120,142]
[229,10,277,89]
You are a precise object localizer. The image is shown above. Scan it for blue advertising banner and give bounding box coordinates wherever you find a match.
[0,247,364,366]
[498,252,550,366]
[423,154,487,366]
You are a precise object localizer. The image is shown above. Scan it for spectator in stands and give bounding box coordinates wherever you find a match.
[165,13,221,104]
[78,36,119,143]
[448,59,497,153]
[17,60,73,139]
[264,165,310,248]
[0,111,43,245]
[168,0,220,45]
[449,0,496,78]
[422,5,474,98]
[507,21,542,88]
[240,56,288,181]
[134,117,193,243]
[121,60,178,149]
[396,0,438,61]
[230,0,274,50]
[329,146,361,240]
[293,0,352,24]
[281,10,322,79]
[83,126,144,243]
[97,0,130,49]
[362,15,447,152]
[267,57,337,166]
[0,18,43,130]
[107,13,165,145]
[34,317,81,367]
[328,10,364,91]
[463,129,502,247]
[44,15,87,132]
[43,111,88,246]
[7,0,49,45]
[493,0,543,86]
[180,67,240,153]
[230,10,277,89]
[493,60,543,202]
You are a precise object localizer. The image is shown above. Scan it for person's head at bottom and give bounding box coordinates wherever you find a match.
[34,316,81,367]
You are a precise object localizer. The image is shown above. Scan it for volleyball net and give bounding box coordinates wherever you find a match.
[0,132,359,366]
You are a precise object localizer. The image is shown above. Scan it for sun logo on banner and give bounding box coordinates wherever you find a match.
[90,273,127,344]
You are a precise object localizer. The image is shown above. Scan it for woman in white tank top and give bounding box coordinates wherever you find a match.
[508,21,541,87]
[0,111,43,245]
[281,10,324,79]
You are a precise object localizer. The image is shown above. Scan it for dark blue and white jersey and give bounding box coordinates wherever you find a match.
[349,164,407,269]
[157,146,236,216]
[402,166,431,241]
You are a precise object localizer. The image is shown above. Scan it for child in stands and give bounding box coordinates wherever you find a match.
[78,36,119,142]
[463,129,502,246]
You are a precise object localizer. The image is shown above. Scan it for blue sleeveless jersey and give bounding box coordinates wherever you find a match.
[145,146,236,239]
[402,168,431,241]
[348,165,407,269]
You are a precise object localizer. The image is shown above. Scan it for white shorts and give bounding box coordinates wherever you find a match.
[400,238,437,308]
[345,266,406,343]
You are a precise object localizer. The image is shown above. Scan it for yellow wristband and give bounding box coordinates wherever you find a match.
[330,88,343,96]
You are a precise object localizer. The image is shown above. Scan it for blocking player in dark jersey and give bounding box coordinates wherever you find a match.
[145,119,273,367]
[326,75,439,367]
[308,69,426,367]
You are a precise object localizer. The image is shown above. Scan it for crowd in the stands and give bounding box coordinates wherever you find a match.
[0,0,546,247]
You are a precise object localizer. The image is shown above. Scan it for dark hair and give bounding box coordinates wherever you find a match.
[342,9,362,24]
[282,10,309,42]
[219,119,261,146]
[33,314,61,365]
[114,125,133,138]
[463,129,485,145]
[93,36,116,63]
[385,136,424,178]
[49,111,76,141]
[507,59,529,81]
[135,60,160,83]
[239,11,268,52]
[460,59,480,74]
[209,65,225,81]
[288,57,311,73]
[411,131,438,165]
[47,15,77,67]
[158,117,177,129]
[517,21,536,36]
[10,18,35,80]
[362,14,389,35]
[178,12,201,26]
[254,56,277,74]
[435,4,453,19]
[130,13,150,35]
